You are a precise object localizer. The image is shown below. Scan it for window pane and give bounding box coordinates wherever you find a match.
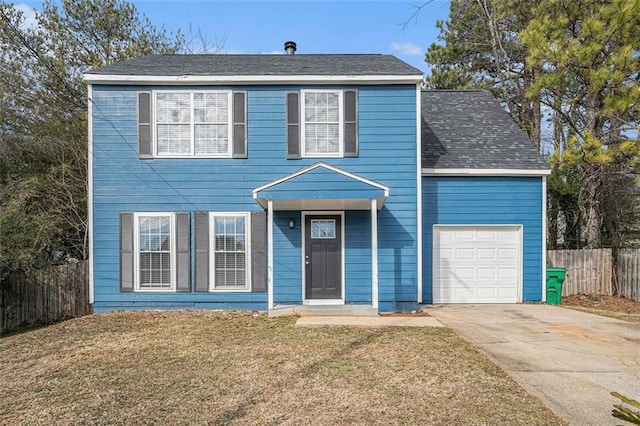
[304,92,340,155]
[213,253,246,288]
[155,91,230,157]
[195,92,229,123]
[327,93,339,121]
[157,124,190,155]
[305,123,339,155]
[195,124,228,155]
[156,93,190,124]
[139,216,172,289]
[311,219,336,239]
[213,215,247,289]
[327,125,340,152]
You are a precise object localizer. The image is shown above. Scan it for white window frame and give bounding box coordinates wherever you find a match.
[300,89,344,158]
[310,219,336,239]
[209,212,252,292]
[133,212,176,292]
[152,90,233,158]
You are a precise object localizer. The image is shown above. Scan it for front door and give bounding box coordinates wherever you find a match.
[305,215,342,300]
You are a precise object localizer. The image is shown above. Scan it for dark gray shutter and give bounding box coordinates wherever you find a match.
[194,212,209,292]
[138,92,152,158]
[120,212,134,292]
[232,91,247,158]
[344,90,358,157]
[251,211,267,292]
[286,92,301,159]
[176,212,191,292]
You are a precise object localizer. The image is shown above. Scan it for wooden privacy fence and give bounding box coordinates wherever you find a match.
[547,249,613,297]
[0,261,91,334]
[616,249,640,302]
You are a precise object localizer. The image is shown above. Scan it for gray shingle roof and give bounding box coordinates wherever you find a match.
[85,54,423,76]
[421,90,549,170]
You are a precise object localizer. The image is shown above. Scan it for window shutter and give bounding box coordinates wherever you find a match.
[343,90,358,157]
[194,212,209,292]
[232,91,247,158]
[251,211,267,292]
[120,212,135,292]
[176,212,191,292]
[286,92,301,159]
[138,92,152,158]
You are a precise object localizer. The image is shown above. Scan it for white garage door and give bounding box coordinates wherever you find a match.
[433,226,521,303]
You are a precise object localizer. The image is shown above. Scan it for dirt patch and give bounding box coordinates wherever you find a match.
[563,294,640,314]
[562,294,640,322]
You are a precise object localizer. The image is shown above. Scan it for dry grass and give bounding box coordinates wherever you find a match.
[0,311,565,425]
[562,294,640,322]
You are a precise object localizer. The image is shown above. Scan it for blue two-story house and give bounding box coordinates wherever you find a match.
[84,42,549,314]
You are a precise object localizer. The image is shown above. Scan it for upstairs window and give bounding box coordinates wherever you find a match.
[286,89,357,159]
[302,90,342,156]
[153,91,233,157]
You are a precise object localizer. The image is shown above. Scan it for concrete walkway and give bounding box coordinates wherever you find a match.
[295,315,444,327]
[426,304,640,426]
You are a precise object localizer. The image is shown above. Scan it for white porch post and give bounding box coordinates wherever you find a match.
[267,200,274,310]
[371,199,379,309]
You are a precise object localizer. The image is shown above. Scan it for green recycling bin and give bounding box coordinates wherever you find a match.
[546,267,566,305]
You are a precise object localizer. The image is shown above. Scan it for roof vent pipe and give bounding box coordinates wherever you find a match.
[284,41,297,55]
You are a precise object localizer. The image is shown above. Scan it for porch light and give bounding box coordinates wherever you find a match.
[289,219,295,229]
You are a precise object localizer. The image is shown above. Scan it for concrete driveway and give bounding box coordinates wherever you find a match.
[427,304,640,426]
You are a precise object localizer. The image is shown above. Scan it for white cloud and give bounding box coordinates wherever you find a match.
[390,42,423,57]
[14,3,38,29]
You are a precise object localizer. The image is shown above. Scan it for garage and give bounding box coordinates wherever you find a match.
[433,225,522,303]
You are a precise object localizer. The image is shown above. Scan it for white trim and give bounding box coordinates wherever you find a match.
[87,84,94,304]
[83,74,424,85]
[133,212,177,292]
[542,176,547,303]
[371,199,378,309]
[152,90,234,158]
[255,162,389,193]
[422,168,552,176]
[300,89,344,158]
[415,82,423,304]
[267,201,274,310]
[309,218,337,239]
[432,224,524,304]
[252,162,389,209]
[302,211,345,305]
[208,212,251,292]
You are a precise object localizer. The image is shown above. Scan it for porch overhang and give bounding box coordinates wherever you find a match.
[253,162,389,211]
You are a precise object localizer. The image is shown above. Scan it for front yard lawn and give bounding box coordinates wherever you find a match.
[0,311,565,425]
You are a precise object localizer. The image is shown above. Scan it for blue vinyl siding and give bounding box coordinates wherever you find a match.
[345,211,372,303]
[92,84,417,312]
[422,176,544,304]
[273,212,302,304]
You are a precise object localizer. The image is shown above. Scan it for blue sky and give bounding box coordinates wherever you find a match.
[16,0,451,76]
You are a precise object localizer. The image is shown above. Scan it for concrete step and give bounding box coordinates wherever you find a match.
[269,304,378,317]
